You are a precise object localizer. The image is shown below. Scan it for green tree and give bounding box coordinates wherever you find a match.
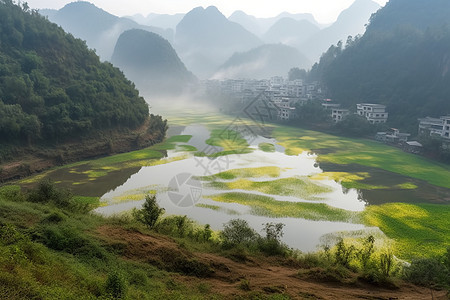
[133,195,165,229]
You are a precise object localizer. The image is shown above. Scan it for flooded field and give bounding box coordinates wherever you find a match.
[16,110,450,257]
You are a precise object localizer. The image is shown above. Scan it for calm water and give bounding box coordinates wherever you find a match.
[94,125,373,251]
[21,124,448,252]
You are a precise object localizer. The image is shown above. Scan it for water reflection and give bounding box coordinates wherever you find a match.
[95,126,371,252]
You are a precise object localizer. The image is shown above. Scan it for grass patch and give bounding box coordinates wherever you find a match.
[151,135,192,151]
[197,128,253,157]
[310,172,419,191]
[208,192,358,222]
[207,177,332,200]
[196,203,240,215]
[273,126,450,189]
[198,166,282,181]
[73,196,100,208]
[363,203,450,259]
[259,143,276,152]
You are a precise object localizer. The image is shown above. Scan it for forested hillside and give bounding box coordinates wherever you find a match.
[0,0,150,145]
[310,0,450,132]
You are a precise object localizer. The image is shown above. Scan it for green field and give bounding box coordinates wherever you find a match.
[206,177,332,200]
[208,192,357,222]
[273,126,450,189]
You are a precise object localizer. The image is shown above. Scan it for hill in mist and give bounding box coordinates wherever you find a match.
[301,0,381,63]
[229,11,320,37]
[214,44,311,80]
[263,18,320,48]
[175,6,262,78]
[311,0,450,132]
[111,29,196,96]
[41,1,173,61]
[128,13,185,30]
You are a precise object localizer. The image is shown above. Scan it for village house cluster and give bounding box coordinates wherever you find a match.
[200,76,449,152]
[200,76,322,121]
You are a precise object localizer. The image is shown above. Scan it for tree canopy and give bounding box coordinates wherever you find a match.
[0,0,149,143]
[309,0,450,132]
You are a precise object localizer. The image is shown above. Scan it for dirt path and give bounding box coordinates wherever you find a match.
[96,225,449,300]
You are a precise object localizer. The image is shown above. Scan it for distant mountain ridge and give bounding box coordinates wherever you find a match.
[229,10,321,36]
[111,29,196,96]
[41,1,173,61]
[263,18,320,48]
[214,44,311,80]
[175,6,262,78]
[127,13,185,30]
[300,0,381,63]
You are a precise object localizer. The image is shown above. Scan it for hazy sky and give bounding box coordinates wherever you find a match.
[26,0,388,24]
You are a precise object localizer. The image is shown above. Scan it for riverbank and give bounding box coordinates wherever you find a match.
[0,118,162,183]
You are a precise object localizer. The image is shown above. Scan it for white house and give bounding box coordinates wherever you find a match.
[441,116,450,139]
[418,115,450,139]
[357,103,388,124]
[418,117,444,136]
[332,108,350,122]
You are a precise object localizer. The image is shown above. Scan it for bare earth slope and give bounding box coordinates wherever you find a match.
[97,225,448,299]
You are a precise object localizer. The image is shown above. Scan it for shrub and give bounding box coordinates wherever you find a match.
[257,222,289,256]
[356,235,375,271]
[26,180,89,212]
[172,257,214,278]
[27,180,70,205]
[39,224,107,259]
[378,250,394,279]
[334,239,355,268]
[133,195,164,229]
[0,185,24,202]
[156,215,192,237]
[105,270,128,299]
[220,219,258,247]
[239,279,251,291]
[405,257,450,287]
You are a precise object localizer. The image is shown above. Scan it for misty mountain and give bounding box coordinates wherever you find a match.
[214,44,311,80]
[38,8,57,18]
[128,13,185,30]
[301,0,381,63]
[311,0,450,132]
[228,11,263,36]
[229,11,320,37]
[41,1,173,61]
[111,29,196,97]
[175,6,263,78]
[263,18,320,48]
